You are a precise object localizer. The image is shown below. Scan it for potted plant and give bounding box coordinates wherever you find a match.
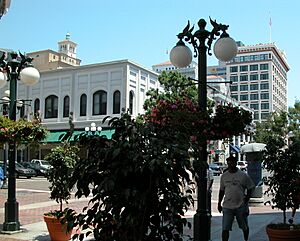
[262,134,300,240]
[44,142,79,241]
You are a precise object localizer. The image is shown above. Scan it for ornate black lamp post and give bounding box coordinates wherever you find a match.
[170,18,237,241]
[0,52,40,231]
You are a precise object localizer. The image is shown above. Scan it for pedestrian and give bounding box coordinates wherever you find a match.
[0,165,4,189]
[207,167,214,215]
[288,177,300,224]
[217,155,255,241]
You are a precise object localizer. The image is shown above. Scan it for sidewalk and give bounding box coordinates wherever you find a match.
[1,187,299,241]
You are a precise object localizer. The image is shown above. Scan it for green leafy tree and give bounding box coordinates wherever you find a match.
[68,113,195,241]
[44,143,80,217]
[253,111,289,144]
[143,71,214,117]
[254,101,300,144]
[263,130,300,226]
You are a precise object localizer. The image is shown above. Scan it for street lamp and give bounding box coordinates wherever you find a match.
[0,0,11,19]
[170,18,237,241]
[0,51,40,232]
[85,122,102,136]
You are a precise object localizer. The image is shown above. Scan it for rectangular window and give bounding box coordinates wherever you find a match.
[260,63,269,70]
[240,84,248,91]
[254,112,259,120]
[250,84,259,90]
[231,95,238,101]
[239,65,248,72]
[250,94,259,100]
[250,74,258,81]
[260,82,269,90]
[240,75,248,81]
[261,112,270,119]
[230,85,238,92]
[240,94,248,101]
[261,93,269,99]
[130,71,137,77]
[230,75,238,82]
[261,102,270,109]
[250,103,259,110]
[250,64,258,71]
[230,66,238,72]
[260,73,269,80]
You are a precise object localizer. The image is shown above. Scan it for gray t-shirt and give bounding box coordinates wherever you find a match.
[220,169,254,209]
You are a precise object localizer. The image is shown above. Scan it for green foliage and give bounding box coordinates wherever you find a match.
[253,112,288,144]
[262,134,300,224]
[254,101,300,144]
[67,113,195,241]
[288,100,300,139]
[44,143,80,216]
[143,71,198,113]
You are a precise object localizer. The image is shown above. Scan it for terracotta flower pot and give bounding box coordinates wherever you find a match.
[266,226,300,241]
[44,215,72,241]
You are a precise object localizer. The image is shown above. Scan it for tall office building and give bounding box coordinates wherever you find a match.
[227,42,289,122]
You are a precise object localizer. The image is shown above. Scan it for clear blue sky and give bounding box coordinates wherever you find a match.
[1,0,299,107]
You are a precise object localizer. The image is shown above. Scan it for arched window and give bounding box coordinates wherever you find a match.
[80,94,87,116]
[63,95,70,118]
[113,90,121,114]
[45,95,58,118]
[34,98,40,115]
[93,90,107,115]
[129,91,134,115]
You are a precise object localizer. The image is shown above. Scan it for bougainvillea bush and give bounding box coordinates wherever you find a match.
[144,95,252,144]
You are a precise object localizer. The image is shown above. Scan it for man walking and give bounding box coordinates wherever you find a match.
[218,155,254,241]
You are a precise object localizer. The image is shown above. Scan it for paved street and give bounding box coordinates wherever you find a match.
[0,175,299,241]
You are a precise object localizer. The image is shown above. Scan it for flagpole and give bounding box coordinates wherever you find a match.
[269,15,272,43]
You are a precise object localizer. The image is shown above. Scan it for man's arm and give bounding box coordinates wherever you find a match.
[218,189,225,213]
[244,187,254,204]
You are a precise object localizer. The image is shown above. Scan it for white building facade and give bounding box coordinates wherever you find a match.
[0,59,159,160]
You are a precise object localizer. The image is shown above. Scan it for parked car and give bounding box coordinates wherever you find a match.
[20,162,48,176]
[31,159,51,170]
[237,161,247,171]
[209,163,223,176]
[15,162,36,178]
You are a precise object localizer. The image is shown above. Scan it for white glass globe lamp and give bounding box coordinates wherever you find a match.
[20,67,40,86]
[0,72,7,89]
[170,41,193,68]
[213,37,237,62]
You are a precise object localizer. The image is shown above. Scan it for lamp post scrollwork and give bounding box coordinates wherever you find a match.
[0,51,40,232]
[170,17,237,241]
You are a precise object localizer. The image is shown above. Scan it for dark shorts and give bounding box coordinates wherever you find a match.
[222,204,249,231]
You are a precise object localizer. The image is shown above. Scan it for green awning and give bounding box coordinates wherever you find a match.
[43,131,67,143]
[43,129,115,143]
[69,129,115,142]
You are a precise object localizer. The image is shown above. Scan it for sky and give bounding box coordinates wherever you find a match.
[0,0,299,107]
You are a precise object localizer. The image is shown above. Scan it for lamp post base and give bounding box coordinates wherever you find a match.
[3,201,20,231]
[194,211,211,241]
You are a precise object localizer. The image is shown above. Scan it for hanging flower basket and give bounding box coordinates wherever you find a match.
[0,116,48,145]
[144,97,252,142]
